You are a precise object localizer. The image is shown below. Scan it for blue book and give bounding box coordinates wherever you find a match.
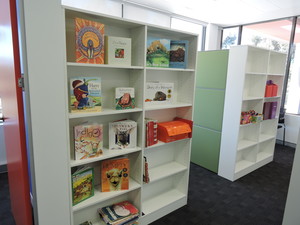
[169,40,189,69]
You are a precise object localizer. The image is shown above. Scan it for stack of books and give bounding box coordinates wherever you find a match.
[98,201,139,225]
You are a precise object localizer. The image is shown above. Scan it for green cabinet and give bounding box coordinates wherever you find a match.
[191,50,229,172]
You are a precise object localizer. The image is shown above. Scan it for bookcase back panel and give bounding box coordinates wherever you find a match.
[246,47,269,73]
[241,99,263,114]
[243,74,267,99]
[73,189,141,225]
[260,119,277,136]
[67,66,144,110]
[145,107,192,123]
[268,51,287,75]
[238,123,259,143]
[69,112,142,151]
[257,138,275,162]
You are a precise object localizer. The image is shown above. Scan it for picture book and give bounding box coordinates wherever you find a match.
[169,40,189,68]
[75,18,105,64]
[70,77,102,113]
[98,200,139,225]
[101,157,130,192]
[115,87,135,110]
[105,36,131,66]
[146,37,170,68]
[74,122,103,160]
[72,166,94,205]
[145,82,174,105]
[109,120,137,150]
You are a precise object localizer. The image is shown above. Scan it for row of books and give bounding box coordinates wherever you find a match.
[75,18,189,69]
[263,101,278,120]
[72,157,130,205]
[74,120,137,160]
[70,77,175,113]
[79,200,139,225]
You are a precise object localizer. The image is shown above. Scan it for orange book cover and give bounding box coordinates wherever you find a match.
[101,158,130,192]
[75,18,105,64]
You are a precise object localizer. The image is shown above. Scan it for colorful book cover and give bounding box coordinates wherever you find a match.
[70,77,102,113]
[115,87,135,110]
[74,123,103,160]
[145,82,174,105]
[72,167,94,205]
[169,40,189,69]
[105,36,131,66]
[98,201,139,225]
[146,37,170,67]
[75,18,105,64]
[109,120,137,150]
[101,158,130,192]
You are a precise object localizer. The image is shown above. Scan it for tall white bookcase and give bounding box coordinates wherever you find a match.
[218,45,287,181]
[63,6,197,225]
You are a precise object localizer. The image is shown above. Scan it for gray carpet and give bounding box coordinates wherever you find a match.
[0,144,295,225]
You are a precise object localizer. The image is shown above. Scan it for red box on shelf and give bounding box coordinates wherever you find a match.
[157,118,193,143]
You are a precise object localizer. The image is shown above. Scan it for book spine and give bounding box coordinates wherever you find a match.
[149,121,154,146]
[270,101,278,119]
[153,120,158,144]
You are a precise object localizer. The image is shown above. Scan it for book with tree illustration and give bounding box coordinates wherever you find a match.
[70,77,102,113]
[101,157,130,192]
[75,17,105,64]
[71,166,94,205]
[146,37,170,68]
[74,122,103,160]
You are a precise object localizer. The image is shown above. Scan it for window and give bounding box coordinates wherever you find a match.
[241,19,292,53]
[285,17,300,114]
[221,27,239,49]
[171,18,204,51]
[0,98,2,123]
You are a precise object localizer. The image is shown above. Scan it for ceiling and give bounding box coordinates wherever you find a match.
[121,0,300,26]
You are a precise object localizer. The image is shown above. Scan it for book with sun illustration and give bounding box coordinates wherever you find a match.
[74,122,103,160]
[75,17,105,64]
[71,166,94,205]
[70,77,102,113]
[101,157,130,192]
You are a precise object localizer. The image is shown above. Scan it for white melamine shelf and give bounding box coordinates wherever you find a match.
[245,72,267,76]
[264,96,281,100]
[69,108,143,119]
[243,97,264,101]
[238,140,257,150]
[67,62,144,70]
[267,73,284,76]
[145,139,190,150]
[70,147,142,167]
[72,178,141,212]
[146,67,195,72]
[235,160,255,173]
[147,162,187,183]
[256,152,273,162]
[259,134,275,143]
[145,102,192,111]
[142,189,186,215]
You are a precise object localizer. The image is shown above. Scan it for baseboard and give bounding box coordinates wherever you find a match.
[0,164,7,173]
[276,139,296,149]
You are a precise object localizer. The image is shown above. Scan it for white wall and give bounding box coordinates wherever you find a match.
[277,114,300,144]
[282,127,300,225]
[0,124,7,166]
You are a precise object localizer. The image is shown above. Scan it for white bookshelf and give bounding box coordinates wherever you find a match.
[218,45,287,181]
[62,6,197,225]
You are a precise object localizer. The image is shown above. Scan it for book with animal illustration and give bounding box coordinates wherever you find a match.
[169,40,189,68]
[105,36,131,66]
[115,87,135,110]
[109,120,137,150]
[75,18,105,64]
[98,200,139,224]
[101,157,130,192]
[71,166,94,205]
[145,82,174,105]
[74,122,103,160]
[70,77,102,113]
[146,37,170,68]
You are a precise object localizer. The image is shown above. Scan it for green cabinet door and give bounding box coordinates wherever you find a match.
[191,126,221,173]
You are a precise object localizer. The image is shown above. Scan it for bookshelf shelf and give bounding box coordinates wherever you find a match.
[72,178,141,212]
[147,162,187,183]
[62,6,197,225]
[219,45,287,181]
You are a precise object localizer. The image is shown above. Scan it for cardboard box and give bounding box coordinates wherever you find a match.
[157,118,192,143]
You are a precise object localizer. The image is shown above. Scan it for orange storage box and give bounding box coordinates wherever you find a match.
[157,118,192,143]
